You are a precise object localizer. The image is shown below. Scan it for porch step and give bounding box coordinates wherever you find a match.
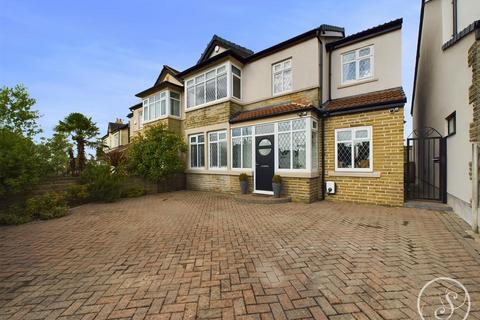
[404,200,453,212]
[233,193,291,204]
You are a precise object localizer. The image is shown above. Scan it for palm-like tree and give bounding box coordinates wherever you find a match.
[55,113,99,174]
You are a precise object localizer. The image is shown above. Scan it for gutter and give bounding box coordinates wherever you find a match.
[317,29,326,201]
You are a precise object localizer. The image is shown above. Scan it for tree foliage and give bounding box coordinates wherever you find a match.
[128,125,187,182]
[38,133,71,176]
[0,128,44,199]
[55,112,99,173]
[0,85,41,138]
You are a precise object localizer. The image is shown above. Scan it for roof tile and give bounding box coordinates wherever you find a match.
[230,102,314,123]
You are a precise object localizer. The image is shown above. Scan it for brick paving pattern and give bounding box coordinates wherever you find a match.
[0,191,479,319]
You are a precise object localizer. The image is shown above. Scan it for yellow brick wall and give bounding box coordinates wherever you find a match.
[186,173,318,203]
[184,101,242,130]
[324,108,404,206]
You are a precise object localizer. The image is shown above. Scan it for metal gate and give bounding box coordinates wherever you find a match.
[406,128,447,202]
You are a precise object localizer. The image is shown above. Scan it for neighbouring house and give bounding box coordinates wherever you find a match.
[122,18,406,205]
[412,0,480,227]
[101,119,129,153]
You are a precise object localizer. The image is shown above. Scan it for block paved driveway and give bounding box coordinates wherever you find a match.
[1,191,480,320]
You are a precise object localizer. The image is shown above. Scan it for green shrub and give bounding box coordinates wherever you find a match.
[26,192,69,220]
[80,163,123,202]
[0,204,32,225]
[66,184,89,205]
[272,175,282,184]
[121,186,147,198]
[238,173,248,182]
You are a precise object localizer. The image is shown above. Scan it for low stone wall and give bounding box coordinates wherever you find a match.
[32,177,80,195]
[126,174,185,194]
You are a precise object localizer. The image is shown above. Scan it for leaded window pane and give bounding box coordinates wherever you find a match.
[217,74,227,99]
[160,100,166,115]
[190,145,197,167]
[283,69,292,91]
[292,119,306,130]
[195,83,205,105]
[273,63,283,73]
[206,79,216,102]
[195,74,205,83]
[217,66,226,74]
[198,144,205,167]
[220,141,227,167]
[255,123,274,135]
[210,143,218,167]
[278,121,290,132]
[278,132,291,169]
[209,132,218,142]
[292,131,306,169]
[232,128,241,137]
[273,72,282,94]
[206,70,216,80]
[243,137,252,168]
[187,87,194,108]
[342,52,355,63]
[232,137,241,168]
[337,142,352,168]
[337,130,352,141]
[355,129,369,139]
[359,47,370,57]
[233,76,241,99]
[219,132,226,140]
[232,66,241,76]
[312,130,318,169]
[242,127,252,135]
[354,141,370,169]
[343,62,356,82]
[283,59,291,69]
[359,58,371,78]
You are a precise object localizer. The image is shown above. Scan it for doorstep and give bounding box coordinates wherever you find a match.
[404,200,453,212]
[233,193,291,204]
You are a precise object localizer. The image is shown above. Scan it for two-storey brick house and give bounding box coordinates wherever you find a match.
[126,19,406,206]
[101,119,129,153]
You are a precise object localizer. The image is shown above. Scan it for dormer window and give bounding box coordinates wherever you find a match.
[341,46,374,84]
[143,90,181,123]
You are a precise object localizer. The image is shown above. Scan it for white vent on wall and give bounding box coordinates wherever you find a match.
[326,181,336,194]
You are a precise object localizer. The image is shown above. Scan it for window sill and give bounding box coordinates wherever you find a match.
[184,97,230,113]
[327,171,381,178]
[276,171,320,178]
[338,78,378,89]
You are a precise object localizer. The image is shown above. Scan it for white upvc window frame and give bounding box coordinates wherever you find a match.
[112,132,120,148]
[184,63,232,111]
[334,126,373,172]
[189,133,205,169]
[208,130,228,170]
[231,64,242,100]
[275,118,311,172]
[341,45,374,85]
[272,58,292,96]
[142,90,181,124]
[311,120,318,169]
[169,91,181,117]
[231,126,253,170]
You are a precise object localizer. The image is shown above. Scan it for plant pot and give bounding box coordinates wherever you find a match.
[240,180,248,194]
[272,183,282,198]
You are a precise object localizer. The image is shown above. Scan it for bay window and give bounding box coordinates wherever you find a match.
[278,119,307,169]
[189,134,205,168]
[186,65,227,108]
[272,59,292,95]
[335,126,372,171]
[232,126,252,169]
[342,46,374,84]
[209,131,227,169]
[143,90,181,122]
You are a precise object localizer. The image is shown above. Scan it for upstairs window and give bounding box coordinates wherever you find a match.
[170,92,180,117]
[143,91,179,122]
[342,46,374,84]
[335,127,372,171]
[112,132,120,148]
[232,65,242,99]
[272,59,292,95]
[446,111,456,136]
[186,65,227,108]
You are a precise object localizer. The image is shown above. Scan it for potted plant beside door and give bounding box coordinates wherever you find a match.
[272,175,282,198]
[239,173,249,194]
